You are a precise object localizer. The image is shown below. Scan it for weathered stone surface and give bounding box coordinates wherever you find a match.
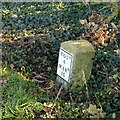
[56,40,95,89]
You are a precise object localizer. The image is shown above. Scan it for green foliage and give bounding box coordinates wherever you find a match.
[1,73,43,119]
[1,2,120,119]
[2,36,59,79]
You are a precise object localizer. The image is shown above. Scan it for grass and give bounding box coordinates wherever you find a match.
[1,71,43,119]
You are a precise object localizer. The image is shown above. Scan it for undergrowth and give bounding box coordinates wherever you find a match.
[1,72,43,119]
[1,2,120,119]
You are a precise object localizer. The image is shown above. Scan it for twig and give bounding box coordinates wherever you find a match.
[82,69,89,99]
[49,84,63,114]
[94,94,103,110]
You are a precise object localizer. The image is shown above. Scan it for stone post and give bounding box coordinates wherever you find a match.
[56,40,95,90]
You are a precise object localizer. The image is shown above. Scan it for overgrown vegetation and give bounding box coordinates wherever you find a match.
[1,71,43,119]
[1,2,120,119]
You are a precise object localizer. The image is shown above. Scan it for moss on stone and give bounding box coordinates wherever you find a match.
[59,40,95,90]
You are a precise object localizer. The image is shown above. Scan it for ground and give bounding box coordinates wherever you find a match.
[1,2,120,119]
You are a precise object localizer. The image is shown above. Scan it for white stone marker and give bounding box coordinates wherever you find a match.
[56,40,95,89]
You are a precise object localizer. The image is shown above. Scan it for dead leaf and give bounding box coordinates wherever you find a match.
[10,64,14,70]
[43,103,56,113]
[86,104,106,118]
[79,19,87,25]
[49,80,55,88]
[87,104,99,115]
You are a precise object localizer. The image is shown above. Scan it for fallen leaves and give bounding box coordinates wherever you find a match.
[86,104,106,118]
[43,102,55,113]
[80,11,117,46]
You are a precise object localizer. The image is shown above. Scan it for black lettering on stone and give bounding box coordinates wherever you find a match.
[63,54,66,58]
[59,64,62,68]
[63,60,65,64]
[61,71,65,77]
[65,68,67,73]
[62,67,64,71]
[61,52,63,56]
[69,56,71,60]
[66,56,68,60]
